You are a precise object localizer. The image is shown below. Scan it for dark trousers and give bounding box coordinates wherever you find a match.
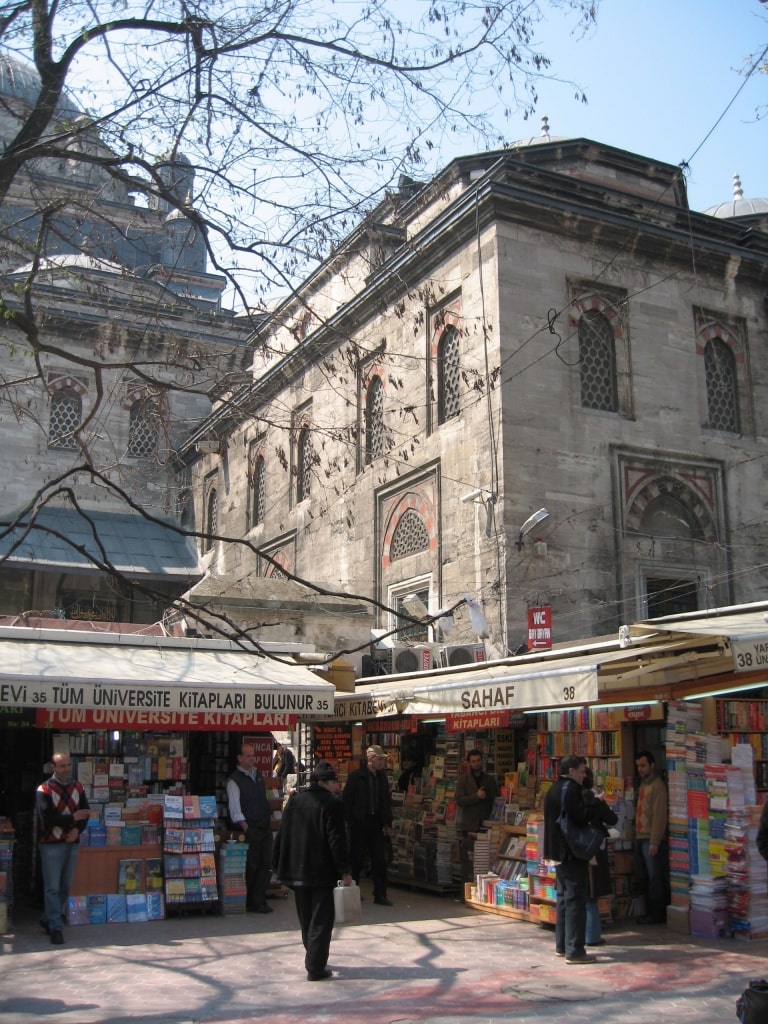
[554,859,589,958]
[245,826,274,908]
[293,886,335,974]
[634,838,669,922]
[459,834,476,886]
[349,818,388,900]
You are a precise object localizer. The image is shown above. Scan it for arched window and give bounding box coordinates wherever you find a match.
[704,338,740,433]
[365,375,384,464]
[296,426,312,503]
[126,399,159,458]
[205,488,218,551]
[579,310,618,412]
[390,509,430,561]
[437,326,460,424]
[48,387,82,449]
[639,494,703,540]
[251,454,266,527]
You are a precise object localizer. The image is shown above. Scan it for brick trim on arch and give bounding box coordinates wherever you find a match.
[46,371,88,397]
[567,284,627,339]
[381,487,438,568]
[619,456,720,545]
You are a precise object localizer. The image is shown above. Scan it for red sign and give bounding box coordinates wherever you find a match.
[242,735,275,773]
[527,606,552,649]
[446,710,511,732]
[36,709,297,732]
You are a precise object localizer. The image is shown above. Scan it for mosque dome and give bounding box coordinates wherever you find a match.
[704,174,768,219]
[0,51,83,145]
[509,115,568,150]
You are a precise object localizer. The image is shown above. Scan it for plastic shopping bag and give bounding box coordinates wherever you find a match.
[333,880,362,925]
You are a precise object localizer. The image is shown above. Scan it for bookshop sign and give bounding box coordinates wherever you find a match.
[0,630,335,717]
[335,665,598,720]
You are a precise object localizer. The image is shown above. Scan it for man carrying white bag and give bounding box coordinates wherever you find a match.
[334,878,362,925]
[273,760,353,981]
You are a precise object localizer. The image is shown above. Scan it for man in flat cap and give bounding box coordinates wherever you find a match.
[343,745,393,906]
[273,761,352,982]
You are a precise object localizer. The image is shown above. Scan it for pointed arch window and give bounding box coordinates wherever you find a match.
[437,325,461,423]
[365,375,385,464]
[390,509,430,561]
[704,338,740,433]
[205,488,218,551]
[251,454,266,527]
[297,426,312,503]
[579,310,618,411]
[48,387,82,449]
[127,398,159,458]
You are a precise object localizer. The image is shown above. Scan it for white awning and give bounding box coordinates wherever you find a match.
[334,659,600,720]
[0,627,334,717]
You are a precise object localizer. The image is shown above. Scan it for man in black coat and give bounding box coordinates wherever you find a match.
[343,745,393,905]
[272,761,352,982]
[543,754,597,965]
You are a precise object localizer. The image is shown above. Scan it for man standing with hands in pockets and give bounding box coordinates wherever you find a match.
[36,752,90,945]
[455,748,498,896]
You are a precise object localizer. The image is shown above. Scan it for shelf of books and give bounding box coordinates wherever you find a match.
[708,698,768,791]
[465,818,533,922]
[526,708,623,784]
[163,794,220,912]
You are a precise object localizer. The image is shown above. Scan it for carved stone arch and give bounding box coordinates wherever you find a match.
[625,475,716,543]
[568,289,626,339]
[381,487,437,568]
[46,371,88,397]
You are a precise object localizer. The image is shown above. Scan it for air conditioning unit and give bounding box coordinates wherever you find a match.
[439,643,487,668]
[385,644,437,674]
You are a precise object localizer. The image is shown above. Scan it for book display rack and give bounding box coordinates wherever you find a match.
[163,794,219,911]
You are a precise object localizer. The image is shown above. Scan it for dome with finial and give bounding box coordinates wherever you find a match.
[0,50,83,146]
[509,115,568,150]
[704,173,768,219]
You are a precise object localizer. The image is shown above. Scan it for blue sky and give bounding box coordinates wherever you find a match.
[489,0,767,213]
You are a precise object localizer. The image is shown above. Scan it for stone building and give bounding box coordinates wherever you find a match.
[180,123,768,669]
[0,53,251,623]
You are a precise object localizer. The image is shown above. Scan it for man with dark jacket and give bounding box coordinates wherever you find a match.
[273,761,352,982]
[342,745,393,905]
[455,748,499,892]
[543,754,597,965]
[36,752,91,945]
[226,743,274,914]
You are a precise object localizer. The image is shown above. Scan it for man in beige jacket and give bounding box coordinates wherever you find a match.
[633,749,669,924]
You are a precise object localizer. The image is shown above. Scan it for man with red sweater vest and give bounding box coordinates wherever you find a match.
[36,752,90,944]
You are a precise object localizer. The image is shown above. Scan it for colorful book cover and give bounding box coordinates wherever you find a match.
[106,825,124,847]
[163,794,184,819]
[146,892,165,920]
[183,795,201,819]
[183,828,203,851]
[121,825,142,846]
[163,827,184,853]
[199,853,216,878]
[141,824,161,847]
[126,893,148,923]
[87,894,107,924]
[163,854,183,877]
[107,893,127,923]
[165,878,186,902]
[118,858,143,894]
[184,877,202,901]
[198,795,217,819]
[67,895,89,926]
[146,857,164,890]
[182,854,200,877]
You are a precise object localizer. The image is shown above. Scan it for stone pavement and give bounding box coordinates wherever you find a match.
[1,882,766,1024]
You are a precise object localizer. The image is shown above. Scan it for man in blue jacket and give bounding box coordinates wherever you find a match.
[273,761,352,981]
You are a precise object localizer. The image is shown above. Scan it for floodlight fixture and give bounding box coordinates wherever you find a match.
[515,507,550,550]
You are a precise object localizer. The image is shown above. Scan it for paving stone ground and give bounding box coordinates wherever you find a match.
[1,883,765,1024]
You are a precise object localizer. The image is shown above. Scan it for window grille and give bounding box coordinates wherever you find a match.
[297,426,312,502]
[365,375,384,463]
[437,326,460,423]
[579,310,618,411]
[205,488,218,551]
[127,400,158,458]
[390,509,429,561]
[252,455,266,526]
[704,338,740,433]
[48,387,81,449]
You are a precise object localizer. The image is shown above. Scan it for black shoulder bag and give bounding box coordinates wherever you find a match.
[558,781,605,862]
